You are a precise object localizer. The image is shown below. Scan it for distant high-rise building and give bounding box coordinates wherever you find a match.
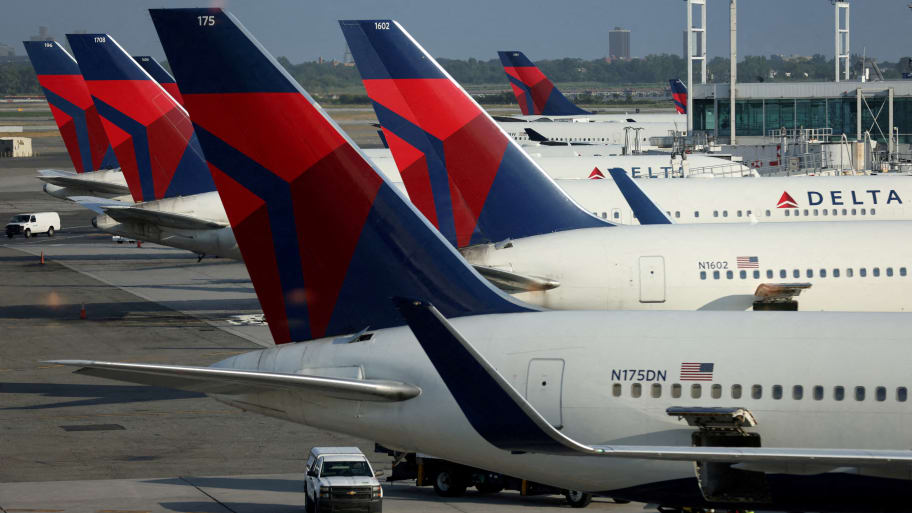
[29,26,52,42]
[608,27,630,60]
[683,30,703,60]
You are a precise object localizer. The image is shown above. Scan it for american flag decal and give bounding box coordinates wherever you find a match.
[680,362,714,381]
[737,256,759,269]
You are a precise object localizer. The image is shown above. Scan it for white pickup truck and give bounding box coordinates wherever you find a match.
[5,212,60,238]
[304,447,383,513]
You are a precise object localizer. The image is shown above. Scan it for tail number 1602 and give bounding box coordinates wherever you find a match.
[374,22,390,30]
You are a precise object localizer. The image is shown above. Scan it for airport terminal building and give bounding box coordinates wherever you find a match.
[692,80,912,145]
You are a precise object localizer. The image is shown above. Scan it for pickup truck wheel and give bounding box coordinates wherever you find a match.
[47,226,54,237]
[565,490,592,508]
[24,229,30,238]
[433,470,467,497]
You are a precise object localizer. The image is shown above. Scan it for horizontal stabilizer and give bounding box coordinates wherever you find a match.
[48,360,421,402]
[37,170,131,195]
[68,195,128,214]
[101,205,227,230]
[473,265,559,293]
[398,299,912,469]
[754,282,811,301]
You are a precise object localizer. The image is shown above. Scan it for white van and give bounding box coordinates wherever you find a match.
[5,212,61,238]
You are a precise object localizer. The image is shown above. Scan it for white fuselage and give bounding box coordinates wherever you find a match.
[209,309,912,505]
[499,121,678,147]
[510,112,686,124]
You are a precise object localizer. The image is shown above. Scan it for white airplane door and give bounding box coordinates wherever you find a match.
[639,255,666,303]
[526,359,564,429]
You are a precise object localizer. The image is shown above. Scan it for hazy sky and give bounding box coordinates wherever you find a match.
[3,1,910,63]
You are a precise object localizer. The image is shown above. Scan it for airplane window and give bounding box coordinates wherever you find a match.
[731,384,742,399]
[901,268,907,277]
[739,270,746,279]
[855,386,865,401]
[772,385,783,399]
[613,212,620,219]
[834,386,845,401]
[803,209,809,216]
[846,268,854,278]
[861,208,866,215]
[651,383,662,398]
[767,270,774,279]
[842,209,847,215]
[612,383,622,397]
[779,270,787,279]
[765,210,771,217]
[876,386,886,402]
[793,385,803,400]
[691,384,702,399]
[820,269,827,278]
[873,267,880,277]
[898,387,907,402]
[813,209,819,216]
[726,270,733,279]
[806,269,813,278]
[601,212,607,219]
[700,271,707,280]
[833,268,840,278]
[737,210,743,217]
[792,269,800,278]
[871,208,876,215]
[860,268,867,277]
[887,268,893,277]
[784,210,790,217]
[631,383,642,398]
[671,384,682,398]
[813,385,824,400]
[851,208,857,215]
[832,209,837,215]
[665,211,671,217]
[713,270,720,280]
[694,211,700,218]
[675,211,680,218]
[751,384,762,399]
[711,384,722,399]
[713,210,719,218]
[823,209,828,216]
[753,270,760,279]
[747,210,753,216]
[794,209,800,216]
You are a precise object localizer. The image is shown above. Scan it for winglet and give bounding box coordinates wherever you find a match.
[150,8,533,345]
[497,51,590,116]
[341,21,611,249]
[605,168,672,225]
[23,40,118,173]
[67,33,215,202]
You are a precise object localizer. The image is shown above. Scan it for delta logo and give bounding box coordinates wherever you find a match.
[776,189,902,208]
[588,168,605,179]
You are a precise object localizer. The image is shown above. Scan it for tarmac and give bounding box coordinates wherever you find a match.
[0,123,642,512]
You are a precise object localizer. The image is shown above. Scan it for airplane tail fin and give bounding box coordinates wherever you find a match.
[497,51,590,116]
[341,21,610,249]
[67,33,215,203]
[133,56,184,107]
[669,78,687,115]
[149,8,533,345]
[23,40,118,173]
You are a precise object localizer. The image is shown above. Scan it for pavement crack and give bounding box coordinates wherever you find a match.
[178,476,239,513]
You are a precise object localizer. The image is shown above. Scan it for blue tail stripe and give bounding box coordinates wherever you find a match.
[133,56,175,84]
[100,144,118,169]
[41,86,92,172]
[162,133,219,198]
[23,41,80,75]
[339,20,444,80]
[371,101,459,245]
[543,88,589,116]
[193,123,312,340]
[92,96,155,201]
[67,34,148,81]
[606,168,672,225]
[504,75,535,116]
[497,51,536,68]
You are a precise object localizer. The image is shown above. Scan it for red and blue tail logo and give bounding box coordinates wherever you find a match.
[669,78,687,115]
[67,33,215,203]
[23,41,118,173]
[497,51,589,116]
[133,56,184,107]
[150,8,531,344]
[342,22,610,249]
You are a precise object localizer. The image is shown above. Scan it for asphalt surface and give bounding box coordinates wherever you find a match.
[0,137,638,511]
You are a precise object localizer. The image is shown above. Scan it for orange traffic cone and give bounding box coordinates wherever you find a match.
[80,304,87,320]
[40,251,44,264]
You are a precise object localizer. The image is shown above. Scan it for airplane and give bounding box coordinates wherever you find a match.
[54,12,912,512]
[670,78,687,115]
[341,16,912,312]
[22,40,129,200]
[66,32,237,260]
[133,55,184,106]
[497,50,686,123]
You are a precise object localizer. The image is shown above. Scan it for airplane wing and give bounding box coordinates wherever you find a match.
[394,299,912,468]
[101,205,227,230]
[36,170,131,195]
[754,282,811,301]
[472,266,559,293]
[68,195,130,215]
[606,168,673,225]
[48,360,421,402]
